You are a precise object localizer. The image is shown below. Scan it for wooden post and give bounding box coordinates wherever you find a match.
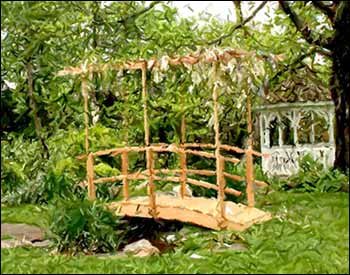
[212,63,226,224]
[142,63,157,217]
[246,94,255,207]
[82,76,95,201]
[180,91,187,198]
[82,76,89,153]
[147,148,157,217]
[218,156,226,221]
[87,153,96,201]
[121,70,129,145]
[122,151,129,200]
[142,63,149,146]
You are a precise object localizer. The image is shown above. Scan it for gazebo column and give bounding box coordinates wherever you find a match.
[293,110,299,145]
[277,113,283,146]
[311,112,315,144]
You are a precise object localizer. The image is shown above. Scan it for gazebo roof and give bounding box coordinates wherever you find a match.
[264,67,331,104]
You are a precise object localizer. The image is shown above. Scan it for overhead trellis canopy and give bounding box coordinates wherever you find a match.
[57,47,264,76]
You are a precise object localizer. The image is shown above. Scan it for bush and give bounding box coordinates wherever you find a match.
[48,199,128,254]
[48,199,183,255]
[271,154,349,193]
[1,125,124,206]
[1,132,85,205]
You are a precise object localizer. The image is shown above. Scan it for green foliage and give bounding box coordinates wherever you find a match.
[48,199,128,254]
[1,192,348,274]
[47,199,183,255]
[270,154,349,192]
[1,132,84,205]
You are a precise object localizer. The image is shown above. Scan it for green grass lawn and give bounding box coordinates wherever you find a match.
[1,191,349,274]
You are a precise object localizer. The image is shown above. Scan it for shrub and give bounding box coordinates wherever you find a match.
[1,125,124,205]
[48,199,128,254]
[271,154,349,193]
[48,199,183,255]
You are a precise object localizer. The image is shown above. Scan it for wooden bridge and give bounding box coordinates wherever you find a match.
[59,48,272,231]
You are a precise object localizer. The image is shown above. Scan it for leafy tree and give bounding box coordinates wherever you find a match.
[209,1,349,171]
[2,1,348,206]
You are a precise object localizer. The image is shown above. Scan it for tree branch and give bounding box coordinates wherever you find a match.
[26,62,49,159]
[279,1,332,49]
[117,1,161,24]
[270,47,317,82]
[233,1,242,24]
[311,1,335,21]
[207,1,267,46]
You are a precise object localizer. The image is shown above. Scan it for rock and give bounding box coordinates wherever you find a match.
[135,181,148,191]
[123,239,160,257]
[31,240,53,248]
[172,185,192,197]
[156,191,177,197]
[216,242,248,252]
[1,239,32,249]
[1,223,44,242]
[165,234,176,243]
[190,253,204,259]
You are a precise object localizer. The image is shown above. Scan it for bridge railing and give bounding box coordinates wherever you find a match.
[59,51,270,223]
[78,142,268,220]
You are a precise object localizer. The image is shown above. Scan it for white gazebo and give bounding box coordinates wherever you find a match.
[255,101,335,176]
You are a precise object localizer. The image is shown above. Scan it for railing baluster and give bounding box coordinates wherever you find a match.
[180,147,187,198]
[180,84,187,199]
[122,151,129,200]
[147,148,157,217]
[87,153,96,201]
[217,156,226,220]
[246,94,255,207]
[212,62,226,227]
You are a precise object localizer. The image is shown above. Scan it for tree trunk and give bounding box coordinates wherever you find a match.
[26,62,49,159]
[331,1,350,172]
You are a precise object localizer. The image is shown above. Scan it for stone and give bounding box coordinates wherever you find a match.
[31,240,53,248]
[172,185,192,197]
[190,253,204,259]
[123,239,160,257]
[218,242,248,252]
[165,234,176,243]
[135,181,148,191]
[1,223,44,242]
[156,191,177,197]
[1,239,32,249]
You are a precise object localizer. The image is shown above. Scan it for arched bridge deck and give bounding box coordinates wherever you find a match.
[107,194,271,231]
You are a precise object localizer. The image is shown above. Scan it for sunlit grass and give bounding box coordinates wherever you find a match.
[1,191,349,274]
